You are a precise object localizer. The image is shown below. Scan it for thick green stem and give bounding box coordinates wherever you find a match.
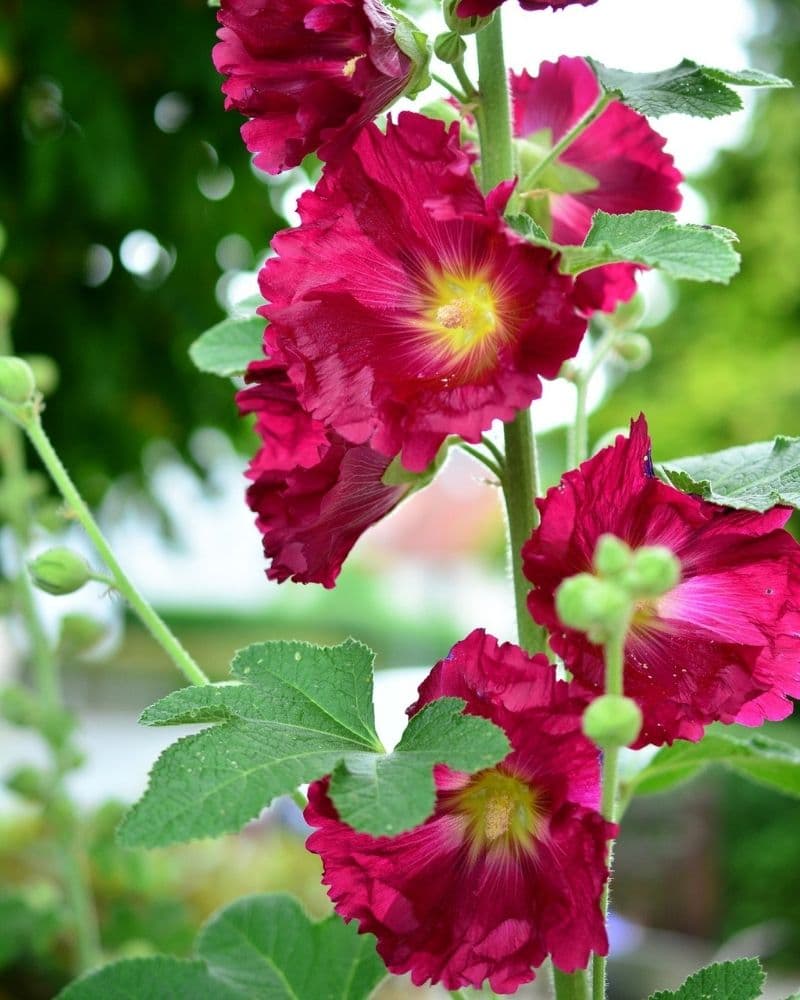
[7,402,210,688]
[554,969,591,1000]
[475,16,588,1000]
[591,624,627,1000]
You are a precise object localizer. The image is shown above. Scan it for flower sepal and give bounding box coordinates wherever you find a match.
[381,438,451,490]
[391,10,431,97]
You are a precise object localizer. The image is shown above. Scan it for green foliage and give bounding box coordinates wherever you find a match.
[647,957,765,1000]
[0,3,289,498]
[0,890,64,969]
[625,729,800,800]
[588,58,790,118]
[119,640,509,846]
[57,894,384,1000]
[558,211,741,284]
[660,435,800,511]
[595,0,800,459]
[329,696,510,835]
[189,315,265,378]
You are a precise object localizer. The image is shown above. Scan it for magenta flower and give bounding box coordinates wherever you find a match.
[212,0,412,174]
[523,417,800,746]
[305,629,613,992]
[512,57,682,313]
[457,0,598,17]
[260,112,587,472]
[238,360,408,587]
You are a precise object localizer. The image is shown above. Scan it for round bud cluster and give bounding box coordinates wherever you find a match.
[582,693,643,749]
[433,31,467,65]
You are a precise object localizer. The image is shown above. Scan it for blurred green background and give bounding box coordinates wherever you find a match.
[0,0,799,997]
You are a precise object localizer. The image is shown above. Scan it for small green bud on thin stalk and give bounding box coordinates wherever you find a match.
[583,694,643,750]
[433,31,467,66]
[22,354,59,397]
[613,332,652,370]
[29,547,92,596]
[593,534,632,579]
[59,613,107,655]
[0,356,36,405]
[555,573,631,644]
[624,545,680,598]
[443,0,494,35]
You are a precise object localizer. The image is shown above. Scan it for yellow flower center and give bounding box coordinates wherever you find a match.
[451,768,544,862]
[417,269,505,375]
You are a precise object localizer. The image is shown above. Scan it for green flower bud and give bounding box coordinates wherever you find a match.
[608,292,645,331]
[0,355,35,404]
[443,0,494,34]
[59,613,107,654]
[582,694,643,750]
[555,573,630,643]
[0,685,41,727]
[433,31,466,65]
[613,332,652,370]
[29,547,92,596]
[22,354,59,397]
[593,534,632,579]
[6,766,49,803]
[624,545,680,598]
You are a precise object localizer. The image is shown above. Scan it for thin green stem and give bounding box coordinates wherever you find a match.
[448,991,468,1000]
[480,434,505,468]
[5,401,210,688]
[521,93,613,192]
[0,347,102,972]
[570,325,619,469]
[591,623,627,1000]
[453,58,478,100]
[458,442,503,481]
[289,788,307,810]
[431,71,468,102]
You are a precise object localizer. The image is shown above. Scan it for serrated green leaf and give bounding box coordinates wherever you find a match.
[188,315,265,377]
[199,894,385,1000]
[57,895,385,1000]
[119,640,509,845]
[557,211,740,284]
[328,697,511,835]
[660,435,800,511]
[588,57,791,119]
[506,213,549,242]
[119,640,382,847]
[57,956,234,1000]
[648,957,765,1000]
[627,730,800,800]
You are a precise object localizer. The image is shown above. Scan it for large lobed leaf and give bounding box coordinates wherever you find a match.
[188,314,265,378]
[588,58,791,119]
[648,957,765,1000]
[57,894,386,1000]
[625,729,800,802]
[660,436,800,512]
[118,640,509,847]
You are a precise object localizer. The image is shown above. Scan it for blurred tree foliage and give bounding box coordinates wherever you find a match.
[0,0,289,501]
[594,0,800,459]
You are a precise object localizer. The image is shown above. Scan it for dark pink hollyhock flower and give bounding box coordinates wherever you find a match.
[523,416,800,746]
[212,0,412,175]
[305,629,613,992]
[238,359,408,587]
[261,112,587,472]
[512,57,682,313]
[457,0,598,17]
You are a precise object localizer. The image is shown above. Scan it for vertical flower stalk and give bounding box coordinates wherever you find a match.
[474,12,589,999]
